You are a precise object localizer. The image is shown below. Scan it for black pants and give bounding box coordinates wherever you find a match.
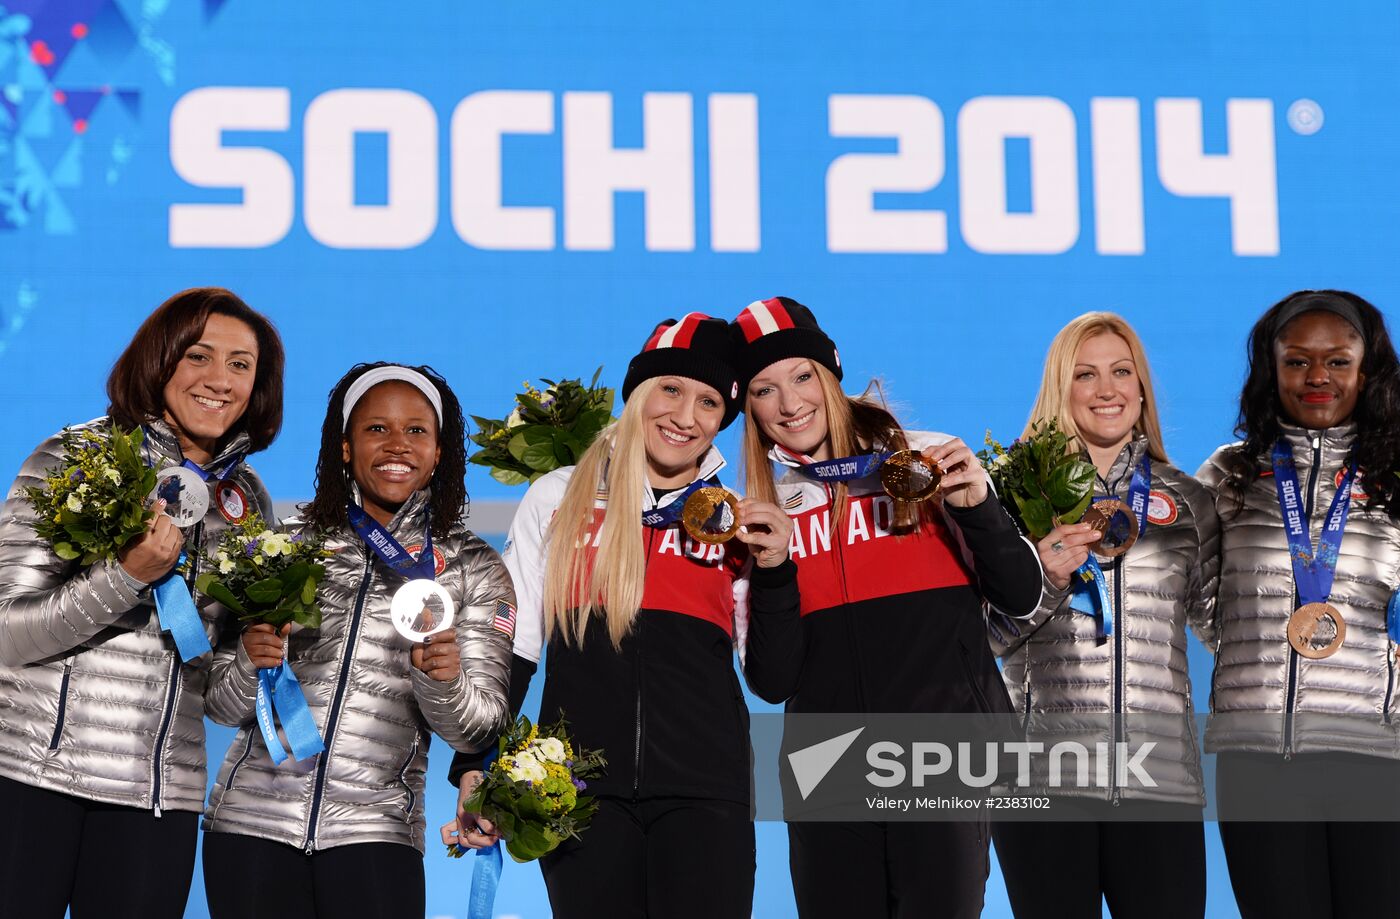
[991,799,1206,919]
[202,831,425,919]
[0,774,198,919]
[788,819,989,919]
[540,796,755,919]
[1217,752,1400,919]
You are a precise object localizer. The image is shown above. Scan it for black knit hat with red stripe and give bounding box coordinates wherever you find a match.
[731,296,842,387]
[622,312,743,429]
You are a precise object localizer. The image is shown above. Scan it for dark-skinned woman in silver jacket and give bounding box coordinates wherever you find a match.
[201,363,512,919]
[1198,291,1400,919]
[990,312,1219,919]
[0,288,284,919]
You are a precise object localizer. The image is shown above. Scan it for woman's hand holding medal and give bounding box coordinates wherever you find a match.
[411,628,462,682]
[117,498,184,584]
[735,498,793,568]
[921,438,987,508]
[1036,523,1102,590]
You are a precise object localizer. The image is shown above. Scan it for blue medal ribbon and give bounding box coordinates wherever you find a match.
[1387,590,1400,645]
[639,478,720,529]
[795,452,893,483]
[255,661,325,764]
[182,454,244,483]
[1066,454,1150,637]
[346,502,436,581]
[1123,454,1151,538]
[463,747,502,919]
[1068,555,1114,638]
[1271,440,1355,608]
[153,551,212,661]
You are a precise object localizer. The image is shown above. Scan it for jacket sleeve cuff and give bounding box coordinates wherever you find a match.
[750,557,797,591]
[92,557,147,613]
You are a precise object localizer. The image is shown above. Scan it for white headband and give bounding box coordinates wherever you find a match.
[342,366,444,430]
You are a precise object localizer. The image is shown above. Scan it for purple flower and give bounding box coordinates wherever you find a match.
[68,469,85,483]
[244,540,261,558]
[573,778,587,791]
[291,532,305,543]
[565,759,573,768]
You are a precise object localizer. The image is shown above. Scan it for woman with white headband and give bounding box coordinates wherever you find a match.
[200,362,513,919]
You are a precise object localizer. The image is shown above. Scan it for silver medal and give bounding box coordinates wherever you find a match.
[391,579,455,642]
[147,466,209,529]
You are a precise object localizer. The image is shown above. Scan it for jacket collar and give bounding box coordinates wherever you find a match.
[348,482,434,536]
[641,445,728,511]
[142,417,252,472]
[1276,420,1357,467]
[1095,435,1149,493]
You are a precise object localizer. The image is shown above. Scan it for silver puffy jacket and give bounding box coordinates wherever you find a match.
[202,488,513,853]
[990,438,1220,805]
[0,417,272,814]
[1198,423,1400,758]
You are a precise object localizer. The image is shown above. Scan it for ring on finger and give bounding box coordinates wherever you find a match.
[1050,540,1065,553]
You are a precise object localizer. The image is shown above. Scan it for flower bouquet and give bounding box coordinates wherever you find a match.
[195,515,331,763]
[24,422,157,564]
[469,370,615,485]
[194,514,331,629]
[976,418,1096,539]
[450,715,607,863]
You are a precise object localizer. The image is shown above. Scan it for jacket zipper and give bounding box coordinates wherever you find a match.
[304,553,374,853]
[1385,645,1396,726]
[152,521,202,817]
[397,733,422,815]
[211,730,258,822]
[47,660,74,750]
[1020,654,1033,734]
[1283,433,1324,758]
[1110,557,1124,805]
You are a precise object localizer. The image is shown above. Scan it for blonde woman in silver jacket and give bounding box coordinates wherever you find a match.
[1198,291,1400,919]
[201,363,512,919]
[0,288,284,919]
[989,313,1219,919]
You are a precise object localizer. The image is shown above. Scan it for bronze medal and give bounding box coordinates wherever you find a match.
[878,450,943,503]
[1082,498,1139,558]
[1288,602,1346,659]
[681,487,741,544]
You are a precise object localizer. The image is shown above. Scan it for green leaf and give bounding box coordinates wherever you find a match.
[1012,492,1055,539]
[245,577,284,605]
[301,576,318,605]
[519,440,558,473]
[1044,459,1095,510]
[490,467,530,486]
[53,541,79,560]
[204,580,248,614]
[1060,488,1094,525]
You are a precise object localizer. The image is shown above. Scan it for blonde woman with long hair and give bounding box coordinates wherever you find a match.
[988,312,1218,919]
[446,314,798,919]
[734,297,1042,919]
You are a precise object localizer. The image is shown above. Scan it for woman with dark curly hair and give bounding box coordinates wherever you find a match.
[200,362,513,919]
[1198,290,1400,918]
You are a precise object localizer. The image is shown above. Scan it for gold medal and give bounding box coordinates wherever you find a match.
[681,487,741,544]
[1288,602,1346,659]
[878,450,943,503]
[1081,498,1139,558]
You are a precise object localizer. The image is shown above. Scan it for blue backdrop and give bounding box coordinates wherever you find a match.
[5,1,1400,915]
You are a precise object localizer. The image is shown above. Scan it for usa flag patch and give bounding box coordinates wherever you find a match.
[492,600,517,639]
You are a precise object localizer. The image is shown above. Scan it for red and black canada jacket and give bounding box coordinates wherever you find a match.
[448,447,800,805]
[743,433,1043,716]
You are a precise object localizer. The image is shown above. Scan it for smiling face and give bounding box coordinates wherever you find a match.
[342,381,441,526]
[1068,332,1143,464]
[161,312,260,465]
[1274,310,1366,429]
[640,375,725,488]
[746,358,831,460]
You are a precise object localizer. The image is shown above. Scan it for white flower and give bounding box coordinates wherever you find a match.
[505,407,525,429]
[532,737,566,764]
[104,468,122,485]
[259,534,294,558]
[76,483,90,496]
[219,558,236,574]
[65,494,83,513]
[993,453,1011,468]
[506,752,547,783]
